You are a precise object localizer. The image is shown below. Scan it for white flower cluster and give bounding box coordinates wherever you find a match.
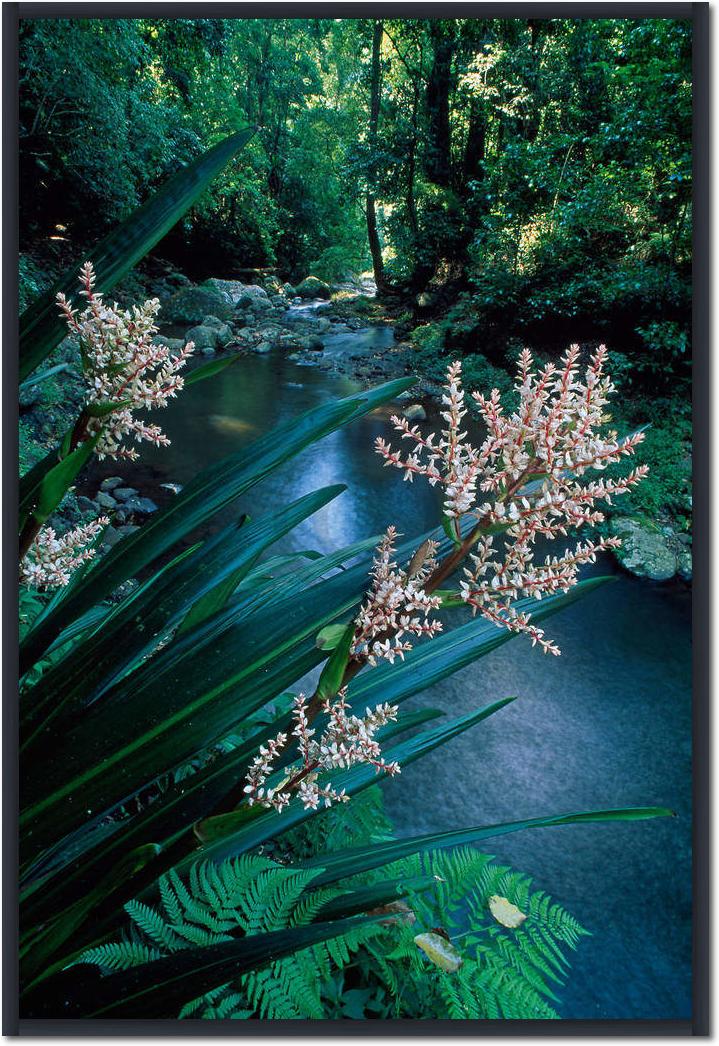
[20,517,109,588]
[57,262,194,460]
[351,526,443,666]
[243,692,400,812]
[375,347,647,655]
[376,361,477,519]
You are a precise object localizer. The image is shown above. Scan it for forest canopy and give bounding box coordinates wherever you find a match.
[20,16,691,369]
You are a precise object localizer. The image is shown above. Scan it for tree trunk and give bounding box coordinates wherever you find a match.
[426,21,454,187]
[406,83,420,237]
[366,19,386,293]
[463,97,486,183]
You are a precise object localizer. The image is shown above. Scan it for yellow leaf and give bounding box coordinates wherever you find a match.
[414,931,463,972]
[488,894,527,928]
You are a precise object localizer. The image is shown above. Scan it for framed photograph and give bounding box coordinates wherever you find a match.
[5,2,707,1033]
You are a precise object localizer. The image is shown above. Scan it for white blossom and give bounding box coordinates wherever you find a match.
[20,517,109,588]
[351,527,443,666]
[375,348,647,655]
[56,262,194,460]
[243,691,399,812]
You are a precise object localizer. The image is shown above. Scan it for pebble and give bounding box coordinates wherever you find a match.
[112,487,139,502]
[100,525,122,548]
[100,477,123,491]
[121,495,158,516]
[77,496,99,514]
[160,483,183,495]
[116,524,140,537]
[96,491,118,510]
[403,404,427,421]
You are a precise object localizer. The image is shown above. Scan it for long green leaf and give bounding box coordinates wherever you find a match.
[299,807,676,888]
[19,377,413,672]
[19,433,100,533]
[21,914,382,1019]
[184,354,241,387]
[21,485,346,745]
[180,697,517,868]
[347,576,613,711]
[19,129,256,381]
[312,875,438,922]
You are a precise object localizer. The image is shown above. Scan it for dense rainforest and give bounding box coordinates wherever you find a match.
[19,15,692,538]
[16,16,693,1023]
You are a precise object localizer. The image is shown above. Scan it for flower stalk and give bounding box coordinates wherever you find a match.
[243,345,647,812]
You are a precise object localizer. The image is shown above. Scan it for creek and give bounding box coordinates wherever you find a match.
[95,309,692,1020]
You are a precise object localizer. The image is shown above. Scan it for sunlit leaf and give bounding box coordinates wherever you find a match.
[488,894,528,929]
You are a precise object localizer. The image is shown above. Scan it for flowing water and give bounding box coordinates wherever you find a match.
[100,314,692,1021]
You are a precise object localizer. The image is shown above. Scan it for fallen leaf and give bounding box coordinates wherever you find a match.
[367,900,416,926]
[414,931,463,972]
[488,894,527,928]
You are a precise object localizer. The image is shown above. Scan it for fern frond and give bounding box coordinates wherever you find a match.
[124,899,182,950]
[75,940,163,972]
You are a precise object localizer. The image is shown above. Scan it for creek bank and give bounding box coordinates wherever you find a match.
[19,259,691,588]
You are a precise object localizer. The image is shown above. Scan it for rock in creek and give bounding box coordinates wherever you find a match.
[163,286,235,325]
[112,487,139,502]
[610,517,678,582]
[295,275,331,299]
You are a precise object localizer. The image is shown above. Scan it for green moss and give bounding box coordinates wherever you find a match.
[606,394,692,530]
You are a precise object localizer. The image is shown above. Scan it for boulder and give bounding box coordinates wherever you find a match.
[246,297,272,313]
[203,279,268,305]
[152,335,185,353]
[262,275,284,294]
[185,324,221,351]
[233,326,256,342]
[100,525,123,550]
[300,336,325,352]
[99,476,123,491]
[163,286,234,324]
[610,517,678,581]
[201,316,234,346]
[229,285,270,310]
[116,524,140,538]
[270,294,288,307]
[254,342,272,354]
[77,496,99,514]
[295,276,331,300]
[283,282,295,296]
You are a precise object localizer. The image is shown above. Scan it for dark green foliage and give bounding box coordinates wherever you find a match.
[76,797,589,1021]
[358,847,588,1019]
[76,855,380,1019]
